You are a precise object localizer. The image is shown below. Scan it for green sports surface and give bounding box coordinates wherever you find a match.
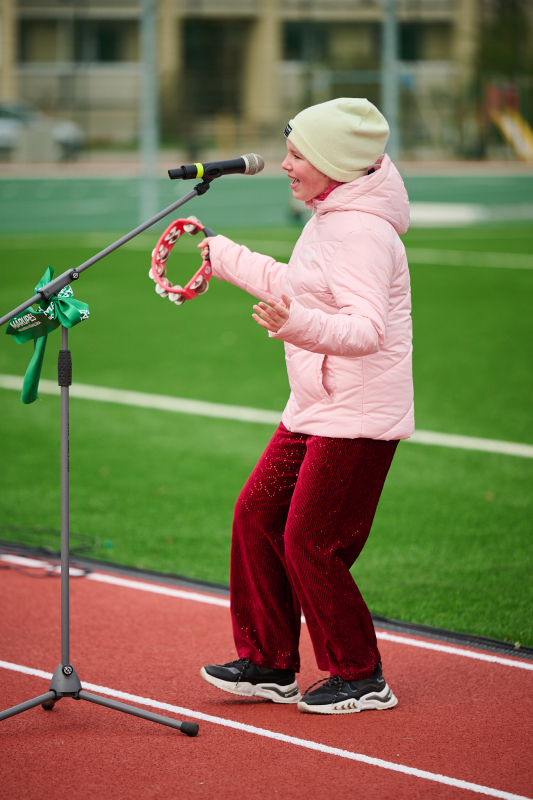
[1,174,533,232]
[1,218,532,647]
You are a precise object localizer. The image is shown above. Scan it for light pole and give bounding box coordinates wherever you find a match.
[382,0,400,163]
[140,0,159,222]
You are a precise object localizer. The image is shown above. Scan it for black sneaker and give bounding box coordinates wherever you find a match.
[200,658,301,703]
[297,663,397,714]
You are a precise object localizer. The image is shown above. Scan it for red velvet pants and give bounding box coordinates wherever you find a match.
[230,423,398,681]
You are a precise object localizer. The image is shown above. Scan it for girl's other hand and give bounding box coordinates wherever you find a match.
[197,237,214,261]
[252,294,292,333]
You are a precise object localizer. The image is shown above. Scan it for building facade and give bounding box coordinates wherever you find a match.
[0,0,528,159]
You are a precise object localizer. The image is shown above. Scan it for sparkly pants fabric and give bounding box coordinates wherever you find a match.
[230,423,398,681]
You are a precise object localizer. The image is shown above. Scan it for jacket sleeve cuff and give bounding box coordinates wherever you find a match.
[269,299,380,356]
[268,300,308,342]
[207,235,233,281]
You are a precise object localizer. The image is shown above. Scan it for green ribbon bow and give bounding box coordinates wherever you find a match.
[6,267,90,404]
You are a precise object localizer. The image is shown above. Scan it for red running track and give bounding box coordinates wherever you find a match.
[0,562,532,800]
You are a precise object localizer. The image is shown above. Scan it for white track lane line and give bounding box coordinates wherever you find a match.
[0,659,530,800]
[86,573,533,671]
[1,374,533,458]
[375,632,533,670]
[88,571,231,608]
[2,557,530,670]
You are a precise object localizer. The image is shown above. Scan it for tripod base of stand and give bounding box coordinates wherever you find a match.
[0,663,198,737]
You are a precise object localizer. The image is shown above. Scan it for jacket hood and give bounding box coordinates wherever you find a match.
[311,155,410,235]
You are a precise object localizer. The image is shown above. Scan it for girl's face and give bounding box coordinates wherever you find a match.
[282,140,337,202]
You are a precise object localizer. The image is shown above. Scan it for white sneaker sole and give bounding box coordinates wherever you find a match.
[200,667,301,704]
[298,685,398,714]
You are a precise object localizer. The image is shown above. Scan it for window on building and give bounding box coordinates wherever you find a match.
[75,21,139,62]
[284,23,328,64]
[184,20,251,116]
[422,23,452,61]
[284,23,380,70]
[329,23,380,70]
[19,21,58,62]
[478,0,532,77]
[19,19,139,63]
[400,23,422,62]
[400,23,452,62]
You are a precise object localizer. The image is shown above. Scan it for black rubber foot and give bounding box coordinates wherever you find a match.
[42,700,56,711]
[181,721,199,737]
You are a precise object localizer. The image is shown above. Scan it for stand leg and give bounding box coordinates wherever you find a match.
[60,326,71,666]
[79,691,198,736]
[1,667,198,735]
[0,692,56,721]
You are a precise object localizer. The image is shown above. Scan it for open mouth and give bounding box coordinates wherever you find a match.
[290,178,300,189]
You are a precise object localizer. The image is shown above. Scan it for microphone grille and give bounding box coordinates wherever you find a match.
[242,153,265,175]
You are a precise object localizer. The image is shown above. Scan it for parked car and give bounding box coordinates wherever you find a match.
[0,101,85,162]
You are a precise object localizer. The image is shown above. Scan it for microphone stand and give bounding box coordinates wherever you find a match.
[0,178,215,737]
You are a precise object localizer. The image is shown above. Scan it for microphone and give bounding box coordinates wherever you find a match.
[168,153,264,181]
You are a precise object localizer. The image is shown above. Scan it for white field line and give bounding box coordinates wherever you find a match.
[407,429,533,459]
[4,232,532,270]
[1,373,533,459]
[82,234,533,269]
[0,660,530,800]
[228,242,533,270]
[235,244,533,270]
[133,236,533,269]
[0,375,281,425]
[406,248,533,270]
[127,236,533,270]
[2,556,531,671]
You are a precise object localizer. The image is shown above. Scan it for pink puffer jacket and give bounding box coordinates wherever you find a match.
[208,154,414,440]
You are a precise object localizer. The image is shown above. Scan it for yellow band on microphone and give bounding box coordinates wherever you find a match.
[194,163,204,179]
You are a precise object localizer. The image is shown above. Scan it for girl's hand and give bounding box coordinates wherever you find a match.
[252,294,292,333]
[197,237,214,261]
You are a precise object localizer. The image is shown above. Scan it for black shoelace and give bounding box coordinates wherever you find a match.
[304,675,344,701]
[232,658,252,687]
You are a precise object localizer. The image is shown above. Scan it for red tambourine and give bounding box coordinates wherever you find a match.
[149,217,216,306]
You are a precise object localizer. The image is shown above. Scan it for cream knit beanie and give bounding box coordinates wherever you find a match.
[284,98,390,182]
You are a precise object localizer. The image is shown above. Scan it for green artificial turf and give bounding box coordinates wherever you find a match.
[1,174,533,232]
[1,222,532,645]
